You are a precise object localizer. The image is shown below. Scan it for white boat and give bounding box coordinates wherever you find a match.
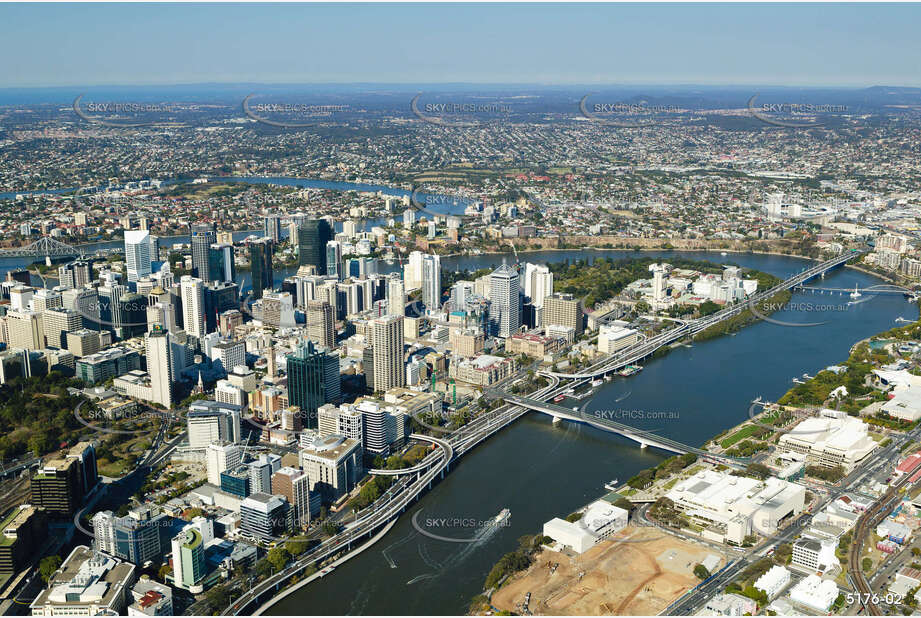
[850,285,862,299]
[720,251,728,256]
[494,508,511,524]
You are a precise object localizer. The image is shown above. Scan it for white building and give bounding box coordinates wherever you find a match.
[788,574,838,613]
[30,546,136,616]
[180,276,206,339]
[206,441,242,486]
[421,254,441,313]
[522,263,553,308]
[778,410,877,471]
[597,323,640,354]
[701,593,758,616]
[125,230,154,283]
[754,565,791,600]
[542,500,628,554]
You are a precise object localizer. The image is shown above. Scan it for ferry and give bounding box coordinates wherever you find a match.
[618,365,643,377]
[850,285,862,299]
[494,508,511,525]
[553,394,566,403]
[720,251,728,256]
[591,379,603,387]
[604,478,620,491]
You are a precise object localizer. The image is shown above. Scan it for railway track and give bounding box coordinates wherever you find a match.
[849,475,912,615]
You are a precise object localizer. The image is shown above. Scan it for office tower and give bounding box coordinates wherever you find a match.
[523,263,553,307]
[186,401,242,448]
[146,302,177,334]
[124,230,154,283]
[338,281,360,317]
[58,260,93,290]
[93,507,168,566]
[31,443,98,518]
[219,465,250,498]
[298,435,363,502]
[145,325,173,409]
[248,454,281,494]
[297,219,334,273]
[543,293,584,335]
[207,244,235,284]
[0,506,47,575]
[286,340,340,427]
[263,214,282,243]
[450,280,475,312]
[219,309,243,337]
[421,254,441,313]
[489,262,520,338]
[75,347,141,384]
[6,310,44,350]
[371,314,404,392]
[206,441,242,485]
[204,281,238,333]
[9,285,33,312]
[240,493,293,541]
[66,329,102,357]
[260,291,295,328]
[113,291,147,340]
[180,276,205,339]
[405,251,424,290]
[248,238,273,300]
[306,300,335,349]
[190,223,216,282]
[171,527,205,590]
[387,276,405,317]
[326,241,343,280]
[271,467,312,528]
[358,400,394,455]
[210,340,245,376]
[31,289,62,313]
[40,307,81,349]
[342,220,358,238]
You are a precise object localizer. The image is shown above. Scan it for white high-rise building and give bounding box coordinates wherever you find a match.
[387,276,405,317]
[342,220,358,239]
[371,314,405,392]
[649,264,668,309]
[180,276,206,338]
[421,254,441,313]
[405,251,424,291]
[125,230,154,283]
[145,325,173,409]
[450,281,475,312]
[206,441,242,485]
[187,401,243,448]
[489,261,520,338]
[523,263,553,307]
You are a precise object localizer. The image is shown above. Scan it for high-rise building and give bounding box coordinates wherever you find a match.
[58,260,93,290]
[387,276,405,317]
[207,244,235,284]
[206,441,242,485]
[171,527,205,591]
[371,314,404,392]
[42,307,82,349]
[326,241,343,280]
[306,300,335,349]
[263,215,282,243]
[298,435,363,502]
[543,293,583,335]
[93,507,170,566]
[405,251,424,290]
[0,506,47,575]
[180,276,205,339]
[190,223,216,282]
[271,467,313,528]
[248,454,281,494]
[31,443,97,518]
[297,220,334,273]
[488,262,520,338]
[125,230,155,283]
[523,263,553,308]
[248,238,273,300]
[421,254,441,313]
[240,493,293,541]
[286,340,340,427]
[145,325,173,409]
[186,400,242,448]
[5,310,44,351]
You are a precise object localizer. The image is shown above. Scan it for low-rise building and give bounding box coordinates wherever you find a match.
[542,500,628,554]
[754,565,791,600]
[31,546,136,616]
[778,410,877,471]
[788,574,838,613]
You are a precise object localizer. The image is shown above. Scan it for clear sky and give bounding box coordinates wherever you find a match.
[3,2,920,88]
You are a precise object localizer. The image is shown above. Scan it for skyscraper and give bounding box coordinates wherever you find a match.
[306,300,335,349]
[421,254,441,313]
[326,241,343,280]
[489,262,520,338]
[263,214,282,243]
[286,340,340,428]
[543,293,583,335]
[124,230,154,283]
[58,260,94,290]
[405,250,424,290]
[180,276,205,339]
[171,528,205,591]
[207,243,235,284]
[371,314,404,392]
[145,325,173,409]
[297,219,334,273]
[522,263,553,307]
[248,238,274,300]
[190,223,216,282]
[387,276,405,317]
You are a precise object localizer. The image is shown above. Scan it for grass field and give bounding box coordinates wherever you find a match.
[720,425,762,449]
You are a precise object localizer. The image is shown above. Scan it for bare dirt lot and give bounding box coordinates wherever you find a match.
[491,525,723,615]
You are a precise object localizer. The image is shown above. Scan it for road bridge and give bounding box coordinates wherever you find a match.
[367,434,454,476]
[0,236,83,258]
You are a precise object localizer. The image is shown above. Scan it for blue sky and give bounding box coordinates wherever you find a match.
[3,3,920,88]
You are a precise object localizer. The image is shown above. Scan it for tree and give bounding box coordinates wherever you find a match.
[157,564,172,581]
[205,585,231,611]
[693,564,710,579]
[266,546,290,573]
[39,555,62,583]
[862,557,873,572]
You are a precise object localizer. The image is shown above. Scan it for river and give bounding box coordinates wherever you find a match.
[256,249,915,615]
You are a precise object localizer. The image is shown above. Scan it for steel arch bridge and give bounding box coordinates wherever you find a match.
[0,236,84,258]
